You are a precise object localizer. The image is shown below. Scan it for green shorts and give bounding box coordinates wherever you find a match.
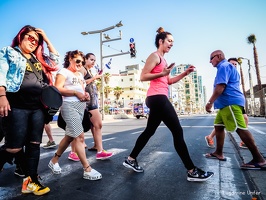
[214,105,248,132]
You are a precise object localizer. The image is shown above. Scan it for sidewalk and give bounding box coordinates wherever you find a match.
[228,127,266,200]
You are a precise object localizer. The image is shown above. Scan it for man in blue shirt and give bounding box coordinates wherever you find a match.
[205,50,266,169]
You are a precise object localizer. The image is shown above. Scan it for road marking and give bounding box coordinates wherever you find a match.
[248,122,266,124]
[40,148,128,181]
[102,137,116,142]
[248,125,266,135]
[131,131,143,134]
[160,125,214,128]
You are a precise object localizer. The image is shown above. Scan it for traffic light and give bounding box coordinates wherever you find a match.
[129,42,136,58]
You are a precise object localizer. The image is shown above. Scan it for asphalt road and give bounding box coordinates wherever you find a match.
[0,114,265,200]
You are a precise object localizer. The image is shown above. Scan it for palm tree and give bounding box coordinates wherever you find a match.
[103,73,111,84]
[247,34,265,116]
[104,86,112,99]
[113,86,123,100]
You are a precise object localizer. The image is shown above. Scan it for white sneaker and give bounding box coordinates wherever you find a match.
[48,160,61,174]
[83,168,102,180]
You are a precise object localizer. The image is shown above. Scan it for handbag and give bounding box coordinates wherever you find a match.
[57,109,92,132]
[40,85,63,119]
[27,59,62,124]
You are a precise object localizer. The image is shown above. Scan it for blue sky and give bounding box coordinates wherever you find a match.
[0,0,265,99]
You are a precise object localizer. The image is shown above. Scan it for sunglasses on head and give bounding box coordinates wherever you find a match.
[26,34,39,46]
[75,59,85,65]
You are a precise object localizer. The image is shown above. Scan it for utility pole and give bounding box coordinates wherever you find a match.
[248,59,255,116]
[239,57,255,116]
[81,21,130,120]
[237,58,248,112]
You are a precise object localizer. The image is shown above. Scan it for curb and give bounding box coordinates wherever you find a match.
[227,132,265,200]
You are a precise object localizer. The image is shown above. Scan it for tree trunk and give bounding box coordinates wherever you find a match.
[253,45,265,116]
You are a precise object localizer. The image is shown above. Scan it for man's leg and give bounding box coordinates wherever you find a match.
[207,126,226,160]
[237,129,265,165]
[205,129,216,148]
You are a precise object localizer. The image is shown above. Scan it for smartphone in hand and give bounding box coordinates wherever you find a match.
[167,63,175,69]
[98,70,103,75]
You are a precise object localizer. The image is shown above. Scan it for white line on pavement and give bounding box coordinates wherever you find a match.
[131,131,143,134]
[248,125,266,135]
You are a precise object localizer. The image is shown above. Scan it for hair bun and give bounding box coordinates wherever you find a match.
[156,27,164,34]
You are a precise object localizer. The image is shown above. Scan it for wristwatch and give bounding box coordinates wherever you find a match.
[207,101,212,104]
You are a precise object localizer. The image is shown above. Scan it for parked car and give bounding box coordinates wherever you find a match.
[133,102,149,119]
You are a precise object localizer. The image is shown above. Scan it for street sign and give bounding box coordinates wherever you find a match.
[130,38,134,43]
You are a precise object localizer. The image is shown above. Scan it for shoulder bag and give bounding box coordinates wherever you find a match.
[28,59,62,124]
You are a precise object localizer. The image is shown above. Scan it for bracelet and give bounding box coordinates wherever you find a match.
[0,95,6,97]
[73,91,76,96]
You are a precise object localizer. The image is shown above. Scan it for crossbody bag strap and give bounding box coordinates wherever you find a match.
[27,59,43,82]
[13,47,43,83]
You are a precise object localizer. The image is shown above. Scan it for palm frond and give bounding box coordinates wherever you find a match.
[247,34,256,44]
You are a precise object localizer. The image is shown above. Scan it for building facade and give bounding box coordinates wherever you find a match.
[103,63,205,114]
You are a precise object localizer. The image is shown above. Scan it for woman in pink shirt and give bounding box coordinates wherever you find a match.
[123,27,214,182]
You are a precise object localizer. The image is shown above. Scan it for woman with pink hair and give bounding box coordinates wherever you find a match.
[0,25,59,196]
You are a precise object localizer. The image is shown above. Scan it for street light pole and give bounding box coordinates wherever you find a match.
[100,31,104,120]
[81,21,123,120]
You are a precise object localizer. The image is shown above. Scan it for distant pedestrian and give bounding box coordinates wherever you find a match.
[48,50,102,180]
[123,27,214,182]
[204,58,248,149]
[205,50,266,169]
[79,53,113,160]
[0,25,59,195]
[42,123,57,149]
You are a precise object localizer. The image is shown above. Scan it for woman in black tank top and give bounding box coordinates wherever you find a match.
[80,53,113,159]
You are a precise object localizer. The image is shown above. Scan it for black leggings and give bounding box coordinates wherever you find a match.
[130,95,195,170]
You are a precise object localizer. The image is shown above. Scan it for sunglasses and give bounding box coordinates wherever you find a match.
[75,59,85,65]
[210,54,219,61]
[26,34,39,46]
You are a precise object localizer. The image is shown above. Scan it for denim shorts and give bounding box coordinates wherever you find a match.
[3,107,45,148]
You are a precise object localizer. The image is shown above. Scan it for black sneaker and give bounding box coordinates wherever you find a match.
[14,166,25,177]
[123,158,144,172]
[187,167,214,182]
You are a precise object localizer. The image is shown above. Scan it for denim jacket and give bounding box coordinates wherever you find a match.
[0,46,59,92]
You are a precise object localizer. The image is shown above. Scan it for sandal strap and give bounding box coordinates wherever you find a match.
[83,166,90,171]
[54,153,61,157]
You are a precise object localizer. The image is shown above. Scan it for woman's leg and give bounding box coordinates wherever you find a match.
[73,133,91,170]
[51,135,73,164]
[89,109,103,151]
[25,109,45,178]
[161,99,195,170]
[129,96,163,159]
[1,108,29,171]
